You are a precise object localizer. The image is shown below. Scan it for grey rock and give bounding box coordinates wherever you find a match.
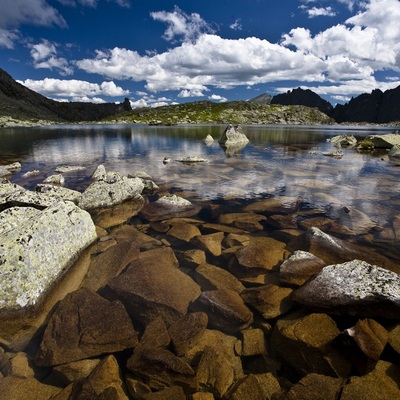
[0,201,97,310]
[365,132,400,148]
[293,260,400,319]
[36,184,82,204]
[0,162,21,177]
[388,144,400,164]
[43,174,65,186]
[329,135,357,147]
[79,174,144,210]
[0,206,40,235]
[219,124,249,146]
[55,165,86,173]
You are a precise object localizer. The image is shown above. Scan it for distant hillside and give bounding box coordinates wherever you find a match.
[0,68,131,123]
[109,100,334,125]
[270,88,334,116]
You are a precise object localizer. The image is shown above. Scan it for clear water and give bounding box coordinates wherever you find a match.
[1,123,399,256]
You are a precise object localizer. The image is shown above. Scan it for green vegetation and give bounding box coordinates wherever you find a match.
[104,100,335,125]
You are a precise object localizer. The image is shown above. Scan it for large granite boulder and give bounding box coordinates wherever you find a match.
[106,247,201,326]
[79,172,144,210]
[388,144,400,164]
[35,288,138,366]
[293,260,400,319]
[0,201,97,310]
[219,124,249,147]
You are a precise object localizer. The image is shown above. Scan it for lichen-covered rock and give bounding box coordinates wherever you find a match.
[0,206,40,235]
[388,144,400,164]
[35,288,138,366]
[0,201,97,310]
[293,260,400,319]
[0,162,21,177]
[36,184,82,204]
[329,135,357,147]
[79,173,144,210]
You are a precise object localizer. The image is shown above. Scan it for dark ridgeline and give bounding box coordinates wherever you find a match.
[0,68,131,122]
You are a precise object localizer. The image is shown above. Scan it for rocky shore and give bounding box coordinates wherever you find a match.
[1,129,400,399]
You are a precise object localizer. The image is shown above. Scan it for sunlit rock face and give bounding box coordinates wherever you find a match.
[0,201,97,310]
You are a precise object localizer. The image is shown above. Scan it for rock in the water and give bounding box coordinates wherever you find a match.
[339,318,388,374]
[195,263,245,294]
[243,196,301,215]
[225,373,281,400]
[329,135,357,147]
[191,289,253,334]
[241,284,294,320]
[279,250,326,286]
[287,227,400,273]
[36,184,82,204]
[293,260,400,319]
[68,355,130,400]
[283,373,344,400]
[0,162,21,177]
[168,312,208,356]
[106,247,201,326]
[0,376,61,400]
[43,174,65,186]
[0,201,97,310]
[55,165,86,173]
[219,124,249,147]
[365,132,400,149]
[388,144,400,164]
[270,312,352,377]
[79,173,144,210]
[340,360,400,399]
[35,288,138,366]
[140,195,201,222]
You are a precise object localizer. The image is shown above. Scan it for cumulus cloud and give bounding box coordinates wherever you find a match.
[18,78,129,99]
[29,39,73,75]
[208,94,227,102]
[178,89,205,98]
[300,6,337,18]
[150,6,215,43]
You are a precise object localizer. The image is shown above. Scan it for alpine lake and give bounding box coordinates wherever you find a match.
[1,123,399,261]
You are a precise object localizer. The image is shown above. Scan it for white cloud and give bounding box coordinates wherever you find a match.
[18,78,129,99]
[178,89,205,98]
[29,39,73,75]
[208,94,227,102]
[302,6,337,18]
[150,6,215,43]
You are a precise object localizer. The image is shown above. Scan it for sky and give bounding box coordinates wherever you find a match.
[1,0,400,108]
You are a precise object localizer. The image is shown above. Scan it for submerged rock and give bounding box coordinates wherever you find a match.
[293,260,400,319]
[35,288,138,366]
[0,201,97,310]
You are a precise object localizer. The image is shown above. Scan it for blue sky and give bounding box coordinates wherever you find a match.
[1,0,400,108]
